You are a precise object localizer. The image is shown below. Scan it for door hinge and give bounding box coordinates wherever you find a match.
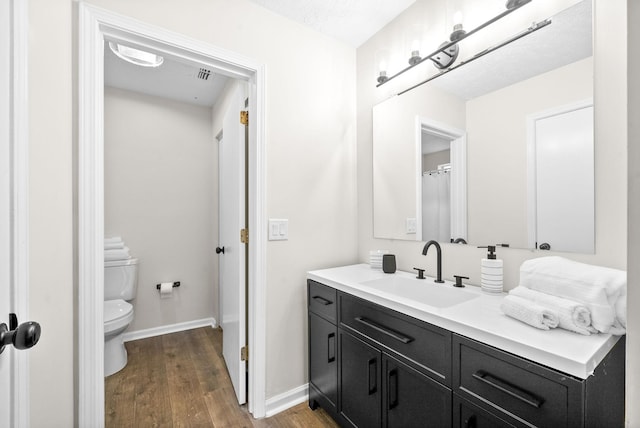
[241,228,248,244]
[240,110,249,125]
[241,346,248,361]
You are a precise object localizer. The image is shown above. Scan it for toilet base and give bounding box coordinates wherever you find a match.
[104,332,128,377]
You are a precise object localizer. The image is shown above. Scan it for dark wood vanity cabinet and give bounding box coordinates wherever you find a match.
[307,279,625,428]
[308,281,339,416]
[452,334,626,428]
[309,280,452,427]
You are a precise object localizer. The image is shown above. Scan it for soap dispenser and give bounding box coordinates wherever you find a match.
[478,245,503,294]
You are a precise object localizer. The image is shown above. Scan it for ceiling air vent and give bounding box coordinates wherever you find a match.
[197,68,212,80]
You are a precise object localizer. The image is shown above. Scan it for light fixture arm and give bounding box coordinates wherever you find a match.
[376,0,531,88]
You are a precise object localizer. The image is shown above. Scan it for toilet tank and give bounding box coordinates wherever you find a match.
[104,258,139,300]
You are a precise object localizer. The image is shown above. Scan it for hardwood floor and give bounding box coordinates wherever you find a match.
[105,327,339,427]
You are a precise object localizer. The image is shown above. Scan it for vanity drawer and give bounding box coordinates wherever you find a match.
[453,334,583,428]
[308,280,337,323]
[339,292,451,385]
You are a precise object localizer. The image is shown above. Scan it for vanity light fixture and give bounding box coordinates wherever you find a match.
[377,0,532,87]
[108,42,164,68]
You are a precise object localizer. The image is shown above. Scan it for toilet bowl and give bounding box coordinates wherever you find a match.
[104,257,138,377]
[104,300,134,376]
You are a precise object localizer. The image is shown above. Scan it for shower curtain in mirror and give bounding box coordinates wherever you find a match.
[422,171,451,242]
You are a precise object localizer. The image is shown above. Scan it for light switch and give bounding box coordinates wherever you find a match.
[406,218,417,234]
[268,219,288,241]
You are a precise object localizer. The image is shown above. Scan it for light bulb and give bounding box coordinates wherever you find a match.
[453,10,463,26]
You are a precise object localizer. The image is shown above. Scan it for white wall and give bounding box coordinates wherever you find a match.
[81,0,358,405]
[104,87,216,332]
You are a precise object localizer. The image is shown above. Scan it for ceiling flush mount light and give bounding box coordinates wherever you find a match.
[108,42,164,68]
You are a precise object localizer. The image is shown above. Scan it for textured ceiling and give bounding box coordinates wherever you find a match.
[246,0,417,47]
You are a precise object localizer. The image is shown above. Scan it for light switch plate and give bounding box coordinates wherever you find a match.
[406,217,417,234]
[268,219,288,241]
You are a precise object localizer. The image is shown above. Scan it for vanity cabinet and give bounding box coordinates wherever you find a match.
[308,280,339,418]
[308,278,625,428]
[452,334,626,428]
[309,280,452,427]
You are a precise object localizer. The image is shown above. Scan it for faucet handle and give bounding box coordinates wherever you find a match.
[413,267,426,280]
[453,275,469,288]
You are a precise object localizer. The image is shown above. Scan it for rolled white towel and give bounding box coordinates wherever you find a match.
[510,287,596,336]
[500,295,559,331]
[519,256,626,334]
[104,247,130,261]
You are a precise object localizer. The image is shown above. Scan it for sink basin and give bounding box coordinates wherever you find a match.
[360,276,478,308]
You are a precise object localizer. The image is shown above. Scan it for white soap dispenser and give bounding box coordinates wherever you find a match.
[479,245,503,294]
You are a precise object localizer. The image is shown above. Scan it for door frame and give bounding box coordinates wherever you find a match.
[1,0,30,424]
[415,116,467,242]
[78,4,268,425]
[2,0,30,425]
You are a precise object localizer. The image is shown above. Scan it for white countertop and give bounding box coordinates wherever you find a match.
[307,263,621,379]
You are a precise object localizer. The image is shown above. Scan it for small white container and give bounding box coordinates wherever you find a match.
[369,250,389,269]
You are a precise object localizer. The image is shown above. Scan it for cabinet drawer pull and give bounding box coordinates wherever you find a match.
[472,370,544,408]
[312,295,332,306]
[354,317,414,344]
[388,368,399,410]
[327,332,335,363]
[368,358,377,395]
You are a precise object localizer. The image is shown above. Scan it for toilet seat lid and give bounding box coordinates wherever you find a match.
[104,299,133,323]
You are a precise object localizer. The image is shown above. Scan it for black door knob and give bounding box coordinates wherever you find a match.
[216,246,225,254]
[0,317,41,354]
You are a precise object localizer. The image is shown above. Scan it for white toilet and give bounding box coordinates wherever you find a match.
[104,257,139,377]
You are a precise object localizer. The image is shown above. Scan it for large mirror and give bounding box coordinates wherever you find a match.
[372,0,594,253]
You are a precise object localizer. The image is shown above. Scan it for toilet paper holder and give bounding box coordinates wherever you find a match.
[156,281,181,290]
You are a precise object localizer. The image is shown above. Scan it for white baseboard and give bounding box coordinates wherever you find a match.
[123,317,217,342]
[264,383,309,418]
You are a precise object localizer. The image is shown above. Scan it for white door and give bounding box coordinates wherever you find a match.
[534,105,594,253]
[0,1,13,424]
[218,84,247,404]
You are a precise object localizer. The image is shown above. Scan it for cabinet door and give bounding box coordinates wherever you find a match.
[340,331,381,428]
[384,355,452,428]
[309,312,338,407]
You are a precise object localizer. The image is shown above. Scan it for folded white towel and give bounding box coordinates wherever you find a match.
[104,247,130,261]
[104,242,125,250]
[500,295,559,330]
[519,257,626,335]
[510,287,596,336]
[104,236,123,244]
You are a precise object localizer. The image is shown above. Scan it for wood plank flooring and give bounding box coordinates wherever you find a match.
[105,327,339,427]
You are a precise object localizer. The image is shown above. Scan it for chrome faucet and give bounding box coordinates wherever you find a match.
[422,240,444,283]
